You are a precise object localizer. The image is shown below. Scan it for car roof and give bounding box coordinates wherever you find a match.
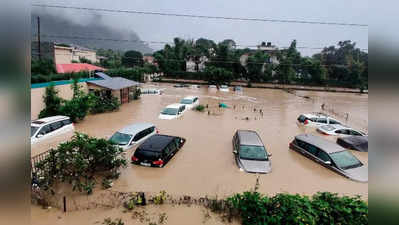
[302,113,328,118]
[31,115,70,126]
[183,96,197,100]
[237,130,264,146]
[321,124,349,130]
[166,103,183,108]
[138,134,176,152]
[119,122,155,135]
[295,134,345,154]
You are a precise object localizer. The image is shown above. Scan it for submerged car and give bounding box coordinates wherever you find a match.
[158,103,186,120]
[219,85,229,92]
[337,136,368,152]
[232,130,272,173]
[131,134,186,167]
[180,96,199,110]
[173,83,188,88]
[297,113,341,127]
[233,86,243,92]
[317,124,367,137]
[31,116,74,145]
[140,88,162,95]
[109,123,158,150]
[289,134,368,182]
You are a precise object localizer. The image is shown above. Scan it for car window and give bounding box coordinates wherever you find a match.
[239,145,268,160]
[306,144,319,155]
[133,130,146,142]
[109,132,133,145]
[168,141,177,152]
[180,105,186,111]
[317,118,327,124]
[336,129,350,135]
[50,121,63,131]
[38,124,52,135]
[350,130,362,136]
[309,118,317,122]
[329,119,340,124]
[31,126,39,137]
[317,151,331,162]
[62,119,72,126]
[330,151,362,170]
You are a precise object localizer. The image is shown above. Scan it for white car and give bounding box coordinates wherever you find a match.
[180,96,200,110]
[158,103,187,120]
[109,123,158,150]
[31,116,75,145]
[317,124,367,137]
[297,113,342,127]
[219,85,229,92]
[208,85,217,89]
[140,88,162,95]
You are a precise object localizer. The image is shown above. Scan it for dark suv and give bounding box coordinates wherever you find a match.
[131,134,186,168]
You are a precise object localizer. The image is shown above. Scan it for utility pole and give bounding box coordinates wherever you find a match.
[37,16,41,60]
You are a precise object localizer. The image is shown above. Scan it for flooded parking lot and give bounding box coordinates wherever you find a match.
[71,83,368,199]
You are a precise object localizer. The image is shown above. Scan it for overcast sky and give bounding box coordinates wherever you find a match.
[32,0,369,56]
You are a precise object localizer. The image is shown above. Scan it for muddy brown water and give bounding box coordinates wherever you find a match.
[32,84,368,223]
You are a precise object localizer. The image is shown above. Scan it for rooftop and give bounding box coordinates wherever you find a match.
[56,63,106,74]
[237,130,264,146]
[119,123,154,135]
[138,134,176,152]
[295,134,345,153]
[87,77,140,90]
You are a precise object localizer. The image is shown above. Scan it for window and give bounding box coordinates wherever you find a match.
[62,119,72,126]
[350,130,362,136]
[317,118,327,124]
[38,124,52,136]
[168,141,177,152]
[306,144,319,155]
[317,151,331,162]
[335,129,350,135]
[109,132,132,145]
[50,121,63,131]
[31,126,39,137]
[329,119,340,124]
[133,131,146,142]
[239,145,268,160]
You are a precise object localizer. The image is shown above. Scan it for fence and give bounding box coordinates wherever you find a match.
[31,149,52,175]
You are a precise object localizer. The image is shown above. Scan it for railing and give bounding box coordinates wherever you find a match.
[31,149,52,175]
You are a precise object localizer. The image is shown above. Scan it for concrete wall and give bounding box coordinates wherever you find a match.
[54,47,73,64]
[31,82,88,120]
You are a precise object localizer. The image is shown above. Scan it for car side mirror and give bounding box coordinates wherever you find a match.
[233,150,238,154]
[324,161,331,165]
[36,134,44,138]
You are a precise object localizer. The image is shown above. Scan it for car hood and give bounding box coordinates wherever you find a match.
[239,159,271,174]
[158,114,177,120]
[344,165,368,182]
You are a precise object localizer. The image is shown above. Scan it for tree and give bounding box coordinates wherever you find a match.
[122,50,143,67]
[246,51,272,83]
[204,66,233,85]
[31,59,56,75]
[38,83,62,118]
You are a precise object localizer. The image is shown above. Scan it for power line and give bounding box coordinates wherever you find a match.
[32,34,369,51]
[31,3,368,27]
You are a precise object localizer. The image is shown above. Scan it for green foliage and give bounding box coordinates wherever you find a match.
[79,57,92,64]
[96,48,123,69]
[38,84,62,119]
[58,78,91,122]
[31,59,56,75]
[152,191,167,205]
[122,50,143,67]
[204,66,233,85]
[106,68,145,82]
[31,71,90,83]
[123,193,145,210]
[227,191,368,225]
[246,51,272,82]
[90,93,120,114]
[195,104,205,112]
[34,133,127,194]
[102,217,124,225]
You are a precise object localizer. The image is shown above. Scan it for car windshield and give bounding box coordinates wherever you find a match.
[239,145,268,161]
[161,108,178,115]
[180,99,193,104]
[109,132,132,145]
[329,151,363,170]
[31,126,39,137]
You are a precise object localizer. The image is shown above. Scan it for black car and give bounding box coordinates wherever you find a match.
[131,134,186,167]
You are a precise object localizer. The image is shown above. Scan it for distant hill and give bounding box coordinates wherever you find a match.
[31,12,153,54]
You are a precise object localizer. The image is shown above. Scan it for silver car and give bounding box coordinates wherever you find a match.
[290,134,368,182]
[232,130,272,173]
[109,123,158,151]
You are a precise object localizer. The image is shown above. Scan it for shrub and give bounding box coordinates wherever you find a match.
[90,94,120,114]
[226,191,368,225]
[102,218,124,225]
[38,84,62,119]
[34,133,127,195]
[195,105,205,112]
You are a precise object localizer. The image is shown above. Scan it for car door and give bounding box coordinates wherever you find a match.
[35,124,54,142]
[50,121,64,137]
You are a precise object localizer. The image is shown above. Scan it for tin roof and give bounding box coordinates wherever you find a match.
[87,77,140,90]
[56,63,106,74]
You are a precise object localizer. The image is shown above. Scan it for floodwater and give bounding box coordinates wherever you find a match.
[32,83,368,224]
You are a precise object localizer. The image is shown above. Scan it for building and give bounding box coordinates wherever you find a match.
[87,72,140,104]
[198,56,208,72]
[257,42,279,65]
[32,41,99,64]
[186,58,196,72]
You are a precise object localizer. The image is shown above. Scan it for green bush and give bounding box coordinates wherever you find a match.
[227,191,367,225]
[195,105,205,112]
[38,84,62,119]
[90,94,121,114]
[34,133,127,195]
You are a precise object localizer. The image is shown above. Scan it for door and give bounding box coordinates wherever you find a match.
[120,88,129,104]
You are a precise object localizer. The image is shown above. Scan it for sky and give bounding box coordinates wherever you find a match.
[31,0,369,56]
